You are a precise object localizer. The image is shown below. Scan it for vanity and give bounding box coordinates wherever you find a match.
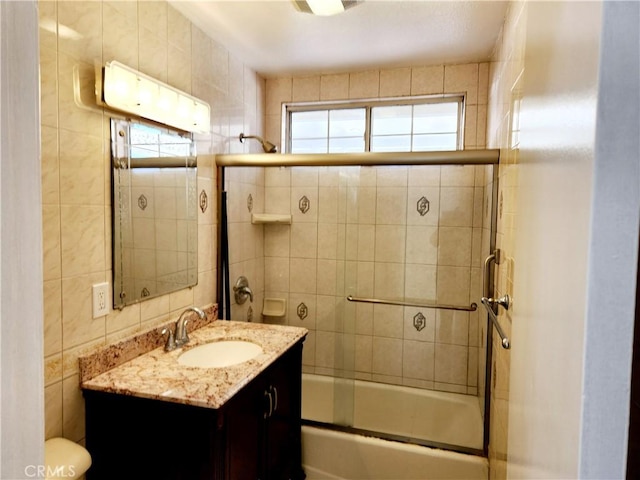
[80,318,308,480]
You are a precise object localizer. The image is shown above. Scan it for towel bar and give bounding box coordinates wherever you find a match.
[481,296,511,349]
[346,295,477,312]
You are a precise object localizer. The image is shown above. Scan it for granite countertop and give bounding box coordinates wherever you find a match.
[81,321,308,410]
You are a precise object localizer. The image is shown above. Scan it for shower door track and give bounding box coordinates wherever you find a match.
[302,419,484,458]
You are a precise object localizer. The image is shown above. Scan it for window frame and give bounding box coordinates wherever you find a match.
[283,94,465,154]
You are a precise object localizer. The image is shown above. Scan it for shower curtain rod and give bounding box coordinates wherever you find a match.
[215,149,499,167]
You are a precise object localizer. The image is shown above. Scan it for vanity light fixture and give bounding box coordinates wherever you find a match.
[99,61,210,134]
[293,0,360,16]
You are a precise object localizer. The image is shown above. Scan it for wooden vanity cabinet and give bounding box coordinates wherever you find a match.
[84,339,305,480]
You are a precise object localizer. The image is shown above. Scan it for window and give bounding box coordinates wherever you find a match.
[286,96,463,154]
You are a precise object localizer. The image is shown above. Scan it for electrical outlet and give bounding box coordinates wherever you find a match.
[92,282,109,318]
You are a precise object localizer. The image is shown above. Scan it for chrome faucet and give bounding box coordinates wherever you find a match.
[233,276,254,304]
[176,306,206,347]
[162,306,206,351]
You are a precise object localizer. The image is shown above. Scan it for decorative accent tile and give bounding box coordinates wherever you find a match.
[137,194,148,211]
[299,195,310,214]
[247,193,253,213]
[413,312,426,332]
[199,190,208,213]
[416,196,430,216]
[297,302,308,320]
[141,287,150,298]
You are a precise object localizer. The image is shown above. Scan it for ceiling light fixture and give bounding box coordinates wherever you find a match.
[98,61,210,134]
[293,0,360,16]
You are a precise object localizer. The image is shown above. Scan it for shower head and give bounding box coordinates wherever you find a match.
[239,133,278,154]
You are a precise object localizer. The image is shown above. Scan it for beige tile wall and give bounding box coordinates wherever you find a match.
[40,0,264,443]
[261,63,491,395]
[225,165,266,322]
[486,2,528,478]
[265,63,489,153]
[261,164,490,394]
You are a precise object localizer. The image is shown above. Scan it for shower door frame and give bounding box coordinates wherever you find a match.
[216,149,500,457]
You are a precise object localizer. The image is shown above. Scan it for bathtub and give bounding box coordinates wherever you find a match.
[301,374,488,480]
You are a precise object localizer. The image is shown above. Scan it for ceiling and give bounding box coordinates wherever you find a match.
[169,0,509,78]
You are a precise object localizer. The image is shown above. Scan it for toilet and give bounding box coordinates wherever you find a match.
[44,438,92,479]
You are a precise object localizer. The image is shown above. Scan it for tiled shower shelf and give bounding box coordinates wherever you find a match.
[251,213,292,224]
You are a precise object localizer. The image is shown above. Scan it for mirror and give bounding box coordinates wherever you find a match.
[111,118,198,309]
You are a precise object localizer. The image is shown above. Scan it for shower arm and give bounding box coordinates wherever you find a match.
[239,133,278,153]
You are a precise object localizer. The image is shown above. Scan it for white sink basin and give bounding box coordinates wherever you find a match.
[177,340,263,368]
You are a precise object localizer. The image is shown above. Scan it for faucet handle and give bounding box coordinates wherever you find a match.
[234,276,254,304]
[161,327,177,351]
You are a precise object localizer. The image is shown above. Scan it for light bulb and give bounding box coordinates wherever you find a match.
[306,0,344,16]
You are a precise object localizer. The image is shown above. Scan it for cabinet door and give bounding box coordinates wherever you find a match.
[84,390,221,480]
[224,372,267,480]
[264,342,304,480]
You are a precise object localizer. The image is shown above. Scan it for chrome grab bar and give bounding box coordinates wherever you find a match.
[481,296,511,349]
[346,295,477,312]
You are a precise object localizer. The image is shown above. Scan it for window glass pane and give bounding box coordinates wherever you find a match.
[291,138,328,153]
[370,135,412,152]
[412,133,458,151]
[413,102,459,134]
[130,123,192,158]
[329,108,366,137]
[329,136,365,153]
[291,110,328,139]
[288,98,462,153]
[371,105,412,135]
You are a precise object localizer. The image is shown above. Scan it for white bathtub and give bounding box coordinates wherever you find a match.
[301,374,488,480]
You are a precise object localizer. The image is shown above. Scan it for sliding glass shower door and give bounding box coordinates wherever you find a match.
[299,162,496,454]
[220,152,498,455]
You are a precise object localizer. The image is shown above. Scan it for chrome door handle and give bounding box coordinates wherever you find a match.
[482,249,512,349]
[483,249,500,299]
[271,386,278,412]
[264,390,273,419]
[483,249,510,310]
